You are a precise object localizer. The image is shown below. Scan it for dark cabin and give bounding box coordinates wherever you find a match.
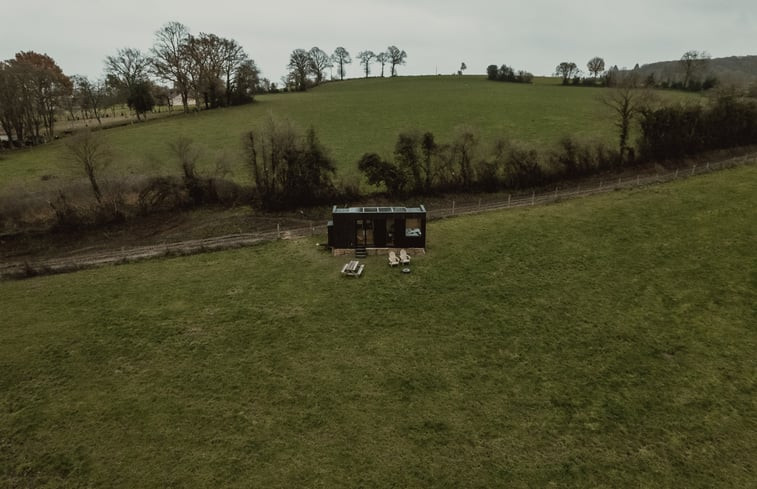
[327,205,426,253]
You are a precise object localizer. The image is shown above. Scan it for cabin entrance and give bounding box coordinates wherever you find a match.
[355,219,374,247]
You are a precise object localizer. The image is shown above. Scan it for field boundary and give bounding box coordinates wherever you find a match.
[1,153,754,279]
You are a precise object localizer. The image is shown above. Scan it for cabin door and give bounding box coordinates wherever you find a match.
[355,219,374,247]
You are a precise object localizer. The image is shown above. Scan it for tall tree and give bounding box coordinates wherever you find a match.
[600,74,646,160]
[308,47,331,84]
[105,48,151,91]
[357,51,375,78]
[679,50,710,89]
[185,33,227,108]
[387,46,407,76]
[376,52,388,77]
[230,59,260,104]
[555,61,579,84]
[220,37,248,106]
[150,21,193,113]
[0,52,72,144]
[331,47,351,81]
[288,49,312,91]
[587,57,605,78]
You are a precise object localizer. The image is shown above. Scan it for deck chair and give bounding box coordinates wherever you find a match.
[388,251,400,267]
[399,249,411,265]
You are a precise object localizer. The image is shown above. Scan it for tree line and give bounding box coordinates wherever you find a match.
[551,51,718,91]
[284,45,408,91]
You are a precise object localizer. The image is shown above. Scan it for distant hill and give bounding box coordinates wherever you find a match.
[633,55,757,86]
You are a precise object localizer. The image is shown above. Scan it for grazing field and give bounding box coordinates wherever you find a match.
[1,165,755,487]
[0,76,698,187]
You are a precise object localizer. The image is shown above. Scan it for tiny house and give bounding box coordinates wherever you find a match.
[327,205,426,254]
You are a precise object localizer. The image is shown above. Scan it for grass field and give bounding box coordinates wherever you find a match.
[0,76,699,188]
[1,166,755,487]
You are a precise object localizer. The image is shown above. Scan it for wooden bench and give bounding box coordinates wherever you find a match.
[341,260,364,277]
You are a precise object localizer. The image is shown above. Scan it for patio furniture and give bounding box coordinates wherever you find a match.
[341,260,364,277]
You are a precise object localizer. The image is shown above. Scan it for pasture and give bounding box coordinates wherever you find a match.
[1,165,754,487]
[0,76,699,188]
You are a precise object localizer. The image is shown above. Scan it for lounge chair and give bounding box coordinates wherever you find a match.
[399,249,411,265]
[388,251,400,267]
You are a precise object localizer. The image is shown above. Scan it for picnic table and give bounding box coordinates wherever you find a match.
[341,260,364,277]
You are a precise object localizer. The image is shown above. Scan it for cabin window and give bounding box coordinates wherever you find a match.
[405,217,422,237]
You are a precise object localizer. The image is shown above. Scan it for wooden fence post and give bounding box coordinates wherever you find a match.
[452,200,455,215]
[691,164,696,176]
[277,223,280,239]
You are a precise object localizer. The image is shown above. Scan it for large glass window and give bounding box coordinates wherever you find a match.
[405,217,422,237]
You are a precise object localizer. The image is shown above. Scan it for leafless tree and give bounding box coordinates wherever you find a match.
[66,129,111,205]
[331,47,351,81]
[73,75,106,126]
[288,49,312,91]
[587,57,605,78]
[555,61,579,84]
[357,51,375,78]
[679,50,710,88]
[105,48,151,90]
[150,21,194,112]
[600,74,653,160]
[308,47,331,84]
[376,52,388,77]
[387,46,407,76]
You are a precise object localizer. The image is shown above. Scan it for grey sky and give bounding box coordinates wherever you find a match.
[1,0,754,83]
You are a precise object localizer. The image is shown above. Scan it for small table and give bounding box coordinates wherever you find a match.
[341,260,364,277]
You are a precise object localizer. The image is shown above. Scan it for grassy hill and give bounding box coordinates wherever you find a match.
[0,76,699,188]
[1,165,754,487]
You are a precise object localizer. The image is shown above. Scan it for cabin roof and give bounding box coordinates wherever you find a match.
[332,205,426,215]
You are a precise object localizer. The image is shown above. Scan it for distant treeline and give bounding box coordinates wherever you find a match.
[486,64,533,84]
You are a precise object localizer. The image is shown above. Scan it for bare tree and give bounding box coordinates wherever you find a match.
[288,49,312,91]
[387,46,407,76]
[66,129,110,205]
[105,48,151,91]
[308,47,331,84]
[376,52,388,77]
[357,51,375,78]
[331,47,351,81]
[679,50,710,89]
[150,21,193,112]
[185,33,227,108]
[600,74,651,160]
[73,75,106,126]
[587,57,605,78]
[220,38,248,106]
[555,62,579,84]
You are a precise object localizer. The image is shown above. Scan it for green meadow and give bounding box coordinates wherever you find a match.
[2,165,755,487]
[0,76,698,187]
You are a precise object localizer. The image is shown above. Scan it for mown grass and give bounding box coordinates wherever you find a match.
[2,165,755,487]
[0,76,698,188]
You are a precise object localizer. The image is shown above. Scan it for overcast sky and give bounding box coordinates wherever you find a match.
[1,0,755,83]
